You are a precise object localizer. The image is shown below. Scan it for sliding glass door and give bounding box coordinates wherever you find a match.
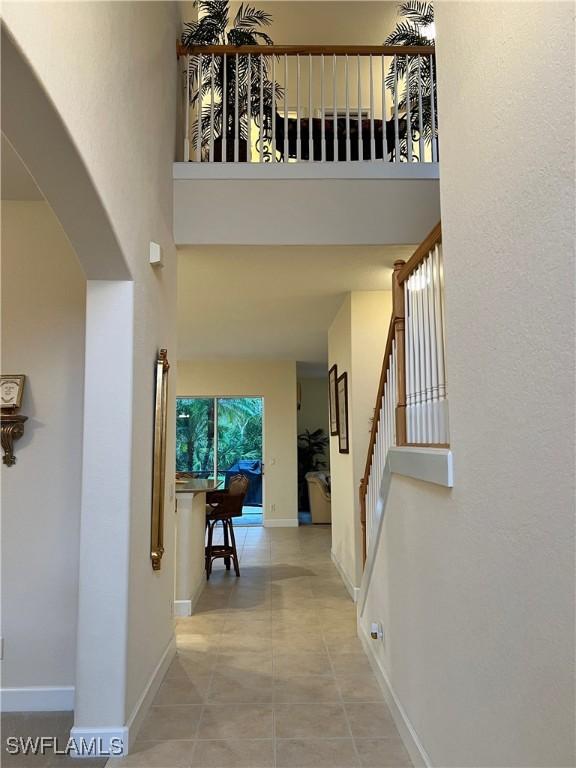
[176,396,263,505]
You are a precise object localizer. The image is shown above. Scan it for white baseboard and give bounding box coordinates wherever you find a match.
[174,573,206,617]
[331,550,360,603]
[358,623,431,768]
[70,634,176,756]
[67,726,128,758]
[174,600,192,617]
[264,517,298,528]
[125,635,176,752]
[1,686,75,712]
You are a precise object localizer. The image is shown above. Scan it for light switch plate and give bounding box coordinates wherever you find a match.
[150,241,163,267]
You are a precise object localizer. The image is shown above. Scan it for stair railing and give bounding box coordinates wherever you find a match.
[177,44,437,165]
[360,222,447,561]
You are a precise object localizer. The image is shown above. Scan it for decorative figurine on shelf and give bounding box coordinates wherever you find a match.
[1,375,27,467]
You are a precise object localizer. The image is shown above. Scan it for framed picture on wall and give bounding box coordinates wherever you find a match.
[328,364,339,436]
[337,372,349,454]
[1,375,25,412]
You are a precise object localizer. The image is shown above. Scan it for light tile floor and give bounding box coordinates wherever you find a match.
[1,526,411,768]
[113,525,412,767]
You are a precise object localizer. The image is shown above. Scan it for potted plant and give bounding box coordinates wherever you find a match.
[384,1,437,159]
[181,1,283,162]
[297,428,329,512]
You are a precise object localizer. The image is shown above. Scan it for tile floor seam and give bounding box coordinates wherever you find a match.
[325,615,363,768]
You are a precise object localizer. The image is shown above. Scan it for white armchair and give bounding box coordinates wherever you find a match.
[305,472,331,524]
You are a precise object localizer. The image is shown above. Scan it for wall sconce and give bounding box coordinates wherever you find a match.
[1,375,27,467]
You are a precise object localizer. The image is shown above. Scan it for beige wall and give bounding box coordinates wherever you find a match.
[185,2,399,45]
[297,377,330,469]
[178,360,298,524]
[361,3,576,766]
[329,291,392,590]
[1,201,85,691]
[2,0,180,732]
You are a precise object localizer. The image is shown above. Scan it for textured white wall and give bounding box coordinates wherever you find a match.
[2,0,180,730]
[178,360,298,524]
[1,201,85,691]
[174,179,440,246]
[329,291,392,590]
[361,2,576,766]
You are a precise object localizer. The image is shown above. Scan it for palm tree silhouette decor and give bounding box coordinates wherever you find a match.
[182,1,283,161]
[385,1,437,159]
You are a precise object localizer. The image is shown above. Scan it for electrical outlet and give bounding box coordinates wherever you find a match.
[271,503,276,513]
[370,622,384,641]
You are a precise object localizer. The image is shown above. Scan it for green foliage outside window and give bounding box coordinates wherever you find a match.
[176,396,263,476]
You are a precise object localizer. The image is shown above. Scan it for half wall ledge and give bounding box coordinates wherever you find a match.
[388,446,453,488]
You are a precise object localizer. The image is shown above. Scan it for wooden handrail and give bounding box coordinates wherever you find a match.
[177,43,435,58]
[397,222,442,285]
[361,320,396,497]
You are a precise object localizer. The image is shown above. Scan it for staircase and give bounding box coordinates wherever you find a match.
[359,222,448,563]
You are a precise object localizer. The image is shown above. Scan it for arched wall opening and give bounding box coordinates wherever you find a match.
[1,24,135,740]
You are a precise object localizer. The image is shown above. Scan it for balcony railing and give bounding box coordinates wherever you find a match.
[178,44,437,166]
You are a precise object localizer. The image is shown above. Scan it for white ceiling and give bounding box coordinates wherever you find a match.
[178,244,415,363]
[1,135,43,201]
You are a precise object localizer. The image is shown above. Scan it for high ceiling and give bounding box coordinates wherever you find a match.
[178,244,415,363]
[1,135,43,201]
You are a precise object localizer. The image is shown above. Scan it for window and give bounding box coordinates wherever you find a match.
[176,397,264,504]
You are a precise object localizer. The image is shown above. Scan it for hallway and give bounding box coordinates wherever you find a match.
[119,525,411,767]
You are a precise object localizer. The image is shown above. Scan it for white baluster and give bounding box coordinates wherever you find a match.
[437,244,448,442]
[247,54,252,162]
[234,54,239,162]
[196,54,202,162]
[434,245,446,404]
[184,54,190,162]
[391,354,396,447]
[272,55,276,163]
[296,55,301,161]
[357,54,362,160]
[209,54,215,162]
[423,257,433,441]
[222,53,227,163]
[381,54,388,162]
[284,55,289,162]
[259,55,264,163]
[387,359,392,450]
[308,54,313,161]
[392,341,397,445]
[369,55,375,161]
[412,275,422,442]
[405,55,412,162]
[419,262,428,442]
[405,281,413,442]
[427,253,440,443]
[321,54,326,162]
[393,55,400,162]
[430,54,437,162]
[417,55,424,162]
[333,55,338,162]
[387,355,392,450]
[345,55,351,161]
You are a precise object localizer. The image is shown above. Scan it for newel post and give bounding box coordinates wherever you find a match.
[393,260,407,445]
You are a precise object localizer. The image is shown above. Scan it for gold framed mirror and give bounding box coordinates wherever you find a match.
[151,348,170,570]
